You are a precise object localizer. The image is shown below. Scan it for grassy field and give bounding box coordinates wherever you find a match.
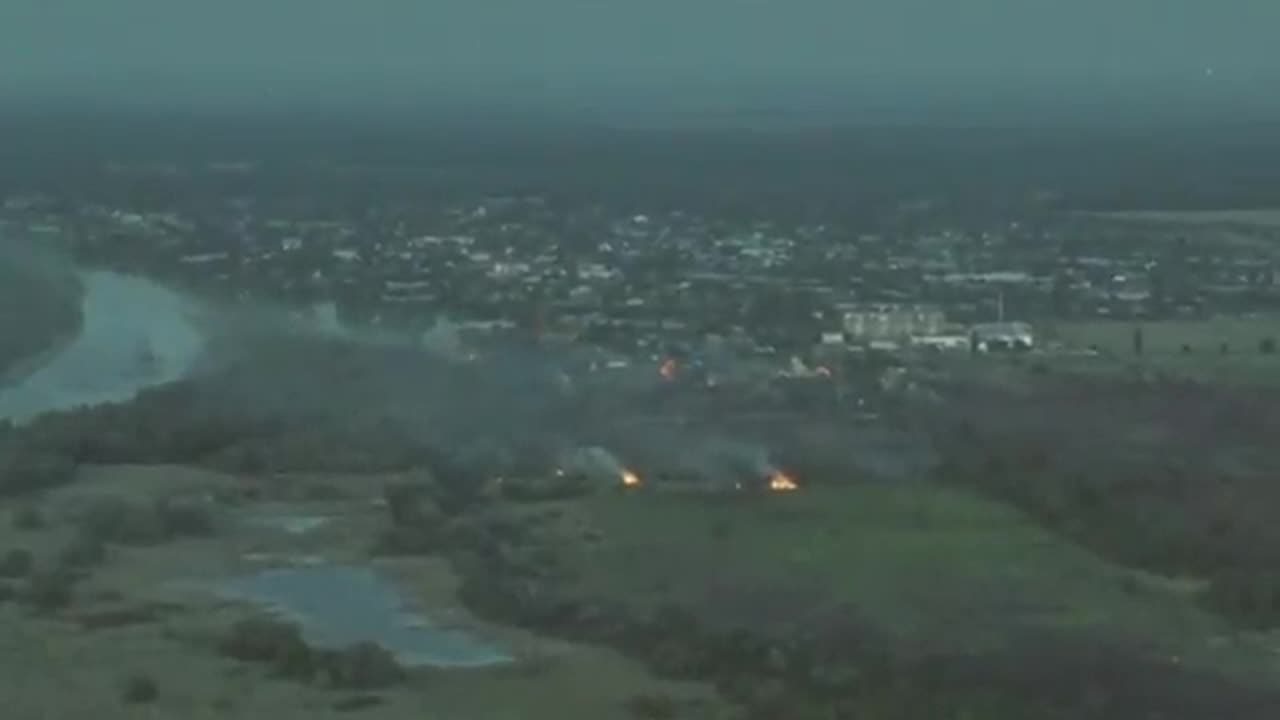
[556,482,1280,685]
[1055,318,1280,356]
[1048,318,1280,384]
[1084,210,1280,228]
[0,465,727,720]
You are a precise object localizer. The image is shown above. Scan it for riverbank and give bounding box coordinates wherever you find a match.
[0,324,80,391]
[0,244,84,385]
[0,271,205,423]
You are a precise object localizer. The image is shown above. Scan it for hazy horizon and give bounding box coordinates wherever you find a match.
[3,1,1279,127]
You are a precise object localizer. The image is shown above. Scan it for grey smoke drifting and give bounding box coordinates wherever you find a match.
[559,445,628,483]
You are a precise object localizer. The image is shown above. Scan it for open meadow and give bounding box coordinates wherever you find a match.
[1084,210,1280,228]
[549,482,1279,686]
[1047,317,1280,384]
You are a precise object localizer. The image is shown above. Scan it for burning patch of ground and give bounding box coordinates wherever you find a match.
[542,482,1279,685]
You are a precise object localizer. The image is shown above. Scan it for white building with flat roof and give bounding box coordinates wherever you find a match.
[971,322,1034,351]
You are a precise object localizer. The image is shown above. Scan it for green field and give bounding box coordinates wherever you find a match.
[1084,209,1280,228]
[1056,318,1280,355]
[557,483,1279,685]
[1049,318,1280,384]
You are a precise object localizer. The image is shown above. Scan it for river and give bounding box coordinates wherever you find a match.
[0,271,206,423]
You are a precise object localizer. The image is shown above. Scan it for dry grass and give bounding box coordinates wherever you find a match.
[0,464,726,719]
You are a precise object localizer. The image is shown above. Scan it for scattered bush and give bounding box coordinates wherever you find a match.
[0,548,34,578]
[219,617,406,689]
[1261,337,1277,355]
[0,581,15,603]
[120,673,159,704]
[219,616,316,681]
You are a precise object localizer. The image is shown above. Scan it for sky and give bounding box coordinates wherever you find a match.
[1,1,1277,122]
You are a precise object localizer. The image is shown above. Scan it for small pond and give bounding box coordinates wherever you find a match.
[220,565,512,668]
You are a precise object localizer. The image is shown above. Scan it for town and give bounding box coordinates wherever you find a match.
[6,171,1280,392]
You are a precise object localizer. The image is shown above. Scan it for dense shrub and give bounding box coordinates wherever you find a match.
[317,642,406,690]
[219,616,316,680]
[372,479,447,556]
[219,617,405,689]
[77,497,214,546]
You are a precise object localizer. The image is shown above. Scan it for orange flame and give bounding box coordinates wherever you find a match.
[768,472,799,492]
[622,470,642,488]
[659,358,677,381]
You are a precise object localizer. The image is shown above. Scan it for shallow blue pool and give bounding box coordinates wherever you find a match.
[220,565,512,668]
